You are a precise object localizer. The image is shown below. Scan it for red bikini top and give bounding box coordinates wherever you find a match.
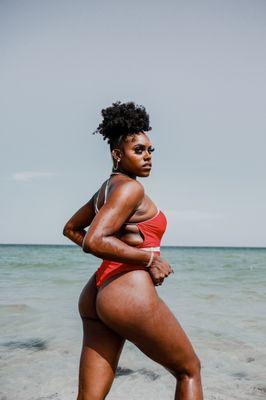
[133,209,167,249]
[94,178,167,249]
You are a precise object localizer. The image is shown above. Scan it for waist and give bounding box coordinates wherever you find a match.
[140,246,160,252]
[96,246,160,288]
[99,246,160,267]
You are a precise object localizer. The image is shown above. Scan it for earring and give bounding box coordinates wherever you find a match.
[114,158,120,170]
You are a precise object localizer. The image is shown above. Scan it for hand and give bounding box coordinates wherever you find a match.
[148,253,174,286]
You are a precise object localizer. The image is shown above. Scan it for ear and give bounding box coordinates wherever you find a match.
[111,148,122,161]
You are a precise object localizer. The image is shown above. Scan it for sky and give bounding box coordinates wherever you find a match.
[1,0,266,246]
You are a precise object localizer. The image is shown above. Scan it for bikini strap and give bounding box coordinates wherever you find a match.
[94,191,100,213]
[104,178,110,204]
[95,178,111,214]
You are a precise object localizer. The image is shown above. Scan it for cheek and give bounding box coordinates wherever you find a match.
[126,153,142,164]
[132,154,143,164]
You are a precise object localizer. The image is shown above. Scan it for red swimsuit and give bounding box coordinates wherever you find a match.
[94,178,167,289]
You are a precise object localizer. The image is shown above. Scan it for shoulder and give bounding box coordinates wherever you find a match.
[112,178,144,199]
[105,178,144,210]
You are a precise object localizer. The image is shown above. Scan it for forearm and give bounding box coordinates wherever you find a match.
[83,235,152,267]
[63,228,86,247]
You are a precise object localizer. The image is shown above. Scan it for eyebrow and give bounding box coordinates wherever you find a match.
[133,144,153,148]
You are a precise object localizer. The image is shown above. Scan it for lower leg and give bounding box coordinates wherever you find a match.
[174,357,203,400]
[77,345,112,400]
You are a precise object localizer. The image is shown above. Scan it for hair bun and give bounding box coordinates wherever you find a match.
[93,101,152,149]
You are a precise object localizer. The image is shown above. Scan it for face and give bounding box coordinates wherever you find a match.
[113,131,155,178]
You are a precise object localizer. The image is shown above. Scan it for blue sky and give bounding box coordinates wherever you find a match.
[1,0,265,246]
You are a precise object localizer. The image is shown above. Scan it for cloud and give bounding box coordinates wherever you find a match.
[12,171,58,182]
[165,209,224,222]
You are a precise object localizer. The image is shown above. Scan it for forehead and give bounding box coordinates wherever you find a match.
[124,132,152,147]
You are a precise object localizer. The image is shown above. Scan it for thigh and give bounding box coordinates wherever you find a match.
[96,269,197,376]
[78,272,126,396]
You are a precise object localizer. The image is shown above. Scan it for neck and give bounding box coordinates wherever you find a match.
[111,170,136,179]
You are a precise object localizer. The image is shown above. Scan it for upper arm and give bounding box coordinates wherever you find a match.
[63,192,97,233]
[85,180,144,245]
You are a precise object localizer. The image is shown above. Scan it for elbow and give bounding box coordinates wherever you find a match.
[63,224,72,237]
[82,240,91,253]
[63,226,70,237]
[82,235,102,255]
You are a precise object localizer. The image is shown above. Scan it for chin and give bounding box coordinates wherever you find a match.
[139,170,151,177]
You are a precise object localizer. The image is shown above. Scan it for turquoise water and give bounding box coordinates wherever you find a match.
[0,244,265,400]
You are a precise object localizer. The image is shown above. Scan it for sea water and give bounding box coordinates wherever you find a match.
[0,244,265,400]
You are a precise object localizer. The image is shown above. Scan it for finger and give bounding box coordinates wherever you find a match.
[152,270,163,280]
[155,276,164,284]
[162,265,170,275]
[166,267,173,276]
[166,264,173,273]
[151,274,161,284]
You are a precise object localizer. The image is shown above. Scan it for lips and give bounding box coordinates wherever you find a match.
[143,164,152,168]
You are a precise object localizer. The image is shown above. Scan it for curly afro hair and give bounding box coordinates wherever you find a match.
[93,101,152,150]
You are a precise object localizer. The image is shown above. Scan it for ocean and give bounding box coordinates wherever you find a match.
[0,244,265,400]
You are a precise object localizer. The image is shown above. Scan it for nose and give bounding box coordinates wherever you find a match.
[144,149,152,159]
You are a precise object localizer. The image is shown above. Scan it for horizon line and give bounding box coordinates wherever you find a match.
[0,243,265,249]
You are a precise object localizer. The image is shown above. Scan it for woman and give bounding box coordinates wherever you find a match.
[63,101,203,400]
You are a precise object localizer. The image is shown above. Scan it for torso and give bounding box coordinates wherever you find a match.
[94,177,158,247]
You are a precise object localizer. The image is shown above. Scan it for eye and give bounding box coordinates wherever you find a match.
[134,146,155,154]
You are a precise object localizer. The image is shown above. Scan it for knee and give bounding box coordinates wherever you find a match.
[192,355,201,375]
[78,384,110,400]
[174,354,201,380]
[77,391,108,400]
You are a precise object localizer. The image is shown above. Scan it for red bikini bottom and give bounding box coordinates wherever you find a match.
[95,251,160,289]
